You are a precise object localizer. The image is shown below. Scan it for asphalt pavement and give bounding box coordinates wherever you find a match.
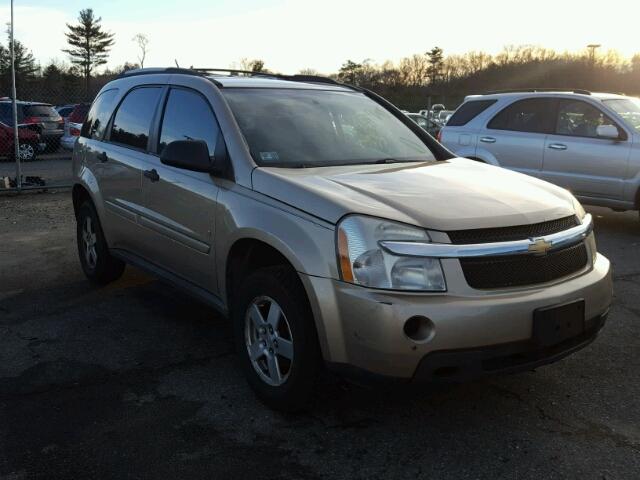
[0,192,638,479]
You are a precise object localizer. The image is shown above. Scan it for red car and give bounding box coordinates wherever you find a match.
[61,103,90,150]
[0,121,41,162]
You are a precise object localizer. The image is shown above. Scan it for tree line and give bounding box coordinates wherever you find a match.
[331,46,640,109]
[2,7,640,110]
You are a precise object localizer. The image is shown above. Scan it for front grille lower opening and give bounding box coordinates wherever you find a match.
[447,215,579,245]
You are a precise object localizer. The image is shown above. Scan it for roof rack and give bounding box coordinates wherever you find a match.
[118,67,354,90]
[483,88,592,96]
[192,68,345,86]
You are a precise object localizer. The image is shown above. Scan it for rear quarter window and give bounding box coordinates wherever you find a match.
[447,100,497,126]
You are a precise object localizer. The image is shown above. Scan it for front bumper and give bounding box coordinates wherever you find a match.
[301,252,612,380]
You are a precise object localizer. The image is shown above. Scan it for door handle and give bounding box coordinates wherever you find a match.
[97,151,108,163]
[548,143,568,150]
[480,136,496,143]
[143,169,160,182]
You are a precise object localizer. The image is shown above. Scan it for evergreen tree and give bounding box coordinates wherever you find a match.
[426,47,444,85]
[0,34,38,94]
[63,9,115,91]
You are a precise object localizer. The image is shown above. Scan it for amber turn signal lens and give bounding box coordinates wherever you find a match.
[337,227,354,282]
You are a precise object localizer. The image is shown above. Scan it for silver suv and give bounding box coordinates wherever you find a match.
[440,90,640,215]
[72,70,612,411]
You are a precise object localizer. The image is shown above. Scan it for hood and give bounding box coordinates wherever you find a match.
[251,158,577,231]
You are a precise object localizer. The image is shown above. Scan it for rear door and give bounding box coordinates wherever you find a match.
[89,86,164,252]
[541,98,631,199]
[480,98,556,176]
[138,86,222,289]
[440,99,497,155]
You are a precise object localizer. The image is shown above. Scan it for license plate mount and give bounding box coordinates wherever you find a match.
[533,299,585,347]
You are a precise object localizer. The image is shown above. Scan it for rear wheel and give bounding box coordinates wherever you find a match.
[233,265,321,411]
[15,142,37,162]
[76,201,125,285]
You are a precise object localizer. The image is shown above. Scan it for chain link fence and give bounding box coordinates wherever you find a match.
[0,77,103,192]
[0,6,117,193]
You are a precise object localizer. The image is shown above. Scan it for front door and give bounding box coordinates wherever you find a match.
[541,99,631,200]
[139,87,222,290]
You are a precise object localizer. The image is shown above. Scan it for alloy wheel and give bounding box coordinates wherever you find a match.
[18,143,34,161]
[82,216,98,270]
[244,295,294,386]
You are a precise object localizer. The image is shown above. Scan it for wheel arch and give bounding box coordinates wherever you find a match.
[223,236,331,359]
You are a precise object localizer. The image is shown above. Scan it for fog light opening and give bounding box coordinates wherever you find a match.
[403,316,435,343]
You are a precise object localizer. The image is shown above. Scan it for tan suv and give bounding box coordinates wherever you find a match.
[72,68,612,411]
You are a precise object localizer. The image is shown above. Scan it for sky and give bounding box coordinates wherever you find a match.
[1,0,640,74]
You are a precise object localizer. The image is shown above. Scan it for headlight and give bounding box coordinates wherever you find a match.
[336,215,446,291]
[572,196,586,221]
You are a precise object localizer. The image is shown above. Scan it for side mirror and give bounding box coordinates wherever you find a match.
[596,124,620,140]
[160,140,213,172]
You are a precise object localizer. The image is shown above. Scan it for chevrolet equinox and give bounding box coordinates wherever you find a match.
[72,68,613,411]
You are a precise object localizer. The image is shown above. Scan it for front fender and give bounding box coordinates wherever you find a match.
[215,184,337,297]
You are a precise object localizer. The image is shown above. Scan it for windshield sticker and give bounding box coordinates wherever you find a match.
[260,151,280,162]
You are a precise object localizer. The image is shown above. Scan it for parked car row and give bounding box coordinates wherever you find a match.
[439,89,640,216]
[0,99,92,161]
[0,100,64,154]
[405,112,442,137]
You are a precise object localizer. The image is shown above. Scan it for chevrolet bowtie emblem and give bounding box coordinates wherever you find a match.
[528,238,553,256]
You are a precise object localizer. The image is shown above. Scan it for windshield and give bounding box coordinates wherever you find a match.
[222,88,435,167]
[603,98,640,132]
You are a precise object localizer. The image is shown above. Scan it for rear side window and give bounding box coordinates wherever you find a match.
[0,103,14,124]
[158,88,220,156]
[447,100,497,126]
[109,87,162,150]
[23,105,57,118]
[81,89,119,140]
[488,98,555,134]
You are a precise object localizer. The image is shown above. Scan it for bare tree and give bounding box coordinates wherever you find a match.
[132,33,149,68]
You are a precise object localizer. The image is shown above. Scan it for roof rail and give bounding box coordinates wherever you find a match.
[483,88,591,96]
[117,67,224,87]
[119,67,207,78]
[117,67,355,90]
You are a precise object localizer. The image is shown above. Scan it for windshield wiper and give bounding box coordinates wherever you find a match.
[372,158,426,164]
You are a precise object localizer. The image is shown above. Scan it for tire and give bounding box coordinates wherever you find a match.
[76,200,125,285]
[233,265,321,411]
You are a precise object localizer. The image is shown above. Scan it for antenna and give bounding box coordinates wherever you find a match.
[174,59,180,68]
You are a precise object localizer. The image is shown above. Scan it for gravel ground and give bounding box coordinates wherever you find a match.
[0,154,72,188]
[0,192,638,480]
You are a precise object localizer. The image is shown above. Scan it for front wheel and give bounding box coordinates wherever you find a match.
[233,265,321,411]
[76,201,125,285]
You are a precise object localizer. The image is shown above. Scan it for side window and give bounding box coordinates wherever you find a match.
[81,89,119,140]
[555,100,619,139]
[447,100,497,127]
[158,88,219,156]
[109,87,162,150]
[488,98,555,134]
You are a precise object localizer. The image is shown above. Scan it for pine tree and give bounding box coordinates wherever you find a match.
[63,9,115,91]
[426,47,444,85]
[0,34,38,94]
